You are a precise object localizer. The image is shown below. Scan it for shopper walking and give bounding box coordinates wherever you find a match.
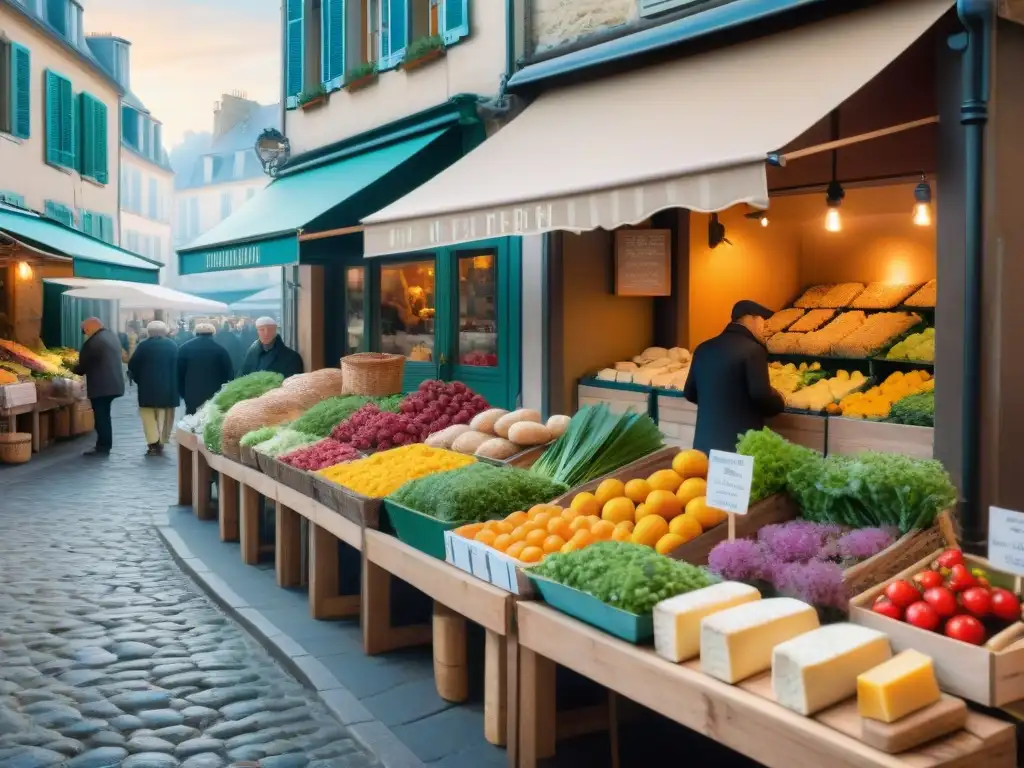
[239,317,303,379]
[683,300,786,454]
[214,321,245,376]
[73,317,125,457]
[178,323,234,415]
[128,321,181,456]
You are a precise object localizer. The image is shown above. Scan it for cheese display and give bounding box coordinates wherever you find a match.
[595,346,691,390]
[653,582,761,663]
[772,624,892,716]
[904,279,937,308]
[764,307,805,335]
[851,282,918,310]
[700,598,820,684]
[831,312,921,358]
[857,649,942,723]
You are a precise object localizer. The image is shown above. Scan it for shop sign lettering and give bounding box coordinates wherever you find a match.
[385,204,555,251]
[204,245,262,271]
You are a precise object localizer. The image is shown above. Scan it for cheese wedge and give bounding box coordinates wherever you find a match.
[701,598,819,683]
[772,623,892,715]
[653,582,761,663]
[857,649,941,723]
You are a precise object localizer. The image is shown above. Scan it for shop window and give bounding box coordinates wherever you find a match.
[457,252,497,367]
[379,260,435,361]
[345,266,365,355]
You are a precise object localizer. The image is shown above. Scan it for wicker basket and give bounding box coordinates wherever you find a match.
[341,353,404,396]
[0,432,31,464]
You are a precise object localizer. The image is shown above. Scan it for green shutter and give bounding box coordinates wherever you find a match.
[80,210,94,236]
[321,0,345,86]
[153,123,162,162]
[381,0,407,69]
[91,98,108,183]
[76,93,89,175]
[10,44,30,139]
[45,71,61,165]
[442,0,469,45]
[0,191,26,208]
[99,215,114,243]
[60,76,74,168]
[286,0,304,100]
[44,200,74,227]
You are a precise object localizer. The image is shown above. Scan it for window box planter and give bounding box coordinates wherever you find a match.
[297,87,327,111]
[299,96,326,111]
[400,35,446,72]
[344,72,378,93]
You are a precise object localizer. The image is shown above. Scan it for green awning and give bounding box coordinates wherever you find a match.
[0,206,160,284]
[193,288,266,305]
[177,128,453,276]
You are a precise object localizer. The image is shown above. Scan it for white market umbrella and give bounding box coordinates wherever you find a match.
[47,278,228,313]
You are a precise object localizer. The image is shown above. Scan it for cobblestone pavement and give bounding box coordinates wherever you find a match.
[0,396,382,768]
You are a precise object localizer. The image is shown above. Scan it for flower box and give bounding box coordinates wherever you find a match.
[400,46,445,72]
[299,96,325,110]
[344,73,377,93]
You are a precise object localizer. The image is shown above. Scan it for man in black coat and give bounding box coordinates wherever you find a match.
[178,323,234,415]
[239,317,303,379]
[683,300,786,455]
[214,322,244,376]
[73,318,126,457]
[127,321,181,456]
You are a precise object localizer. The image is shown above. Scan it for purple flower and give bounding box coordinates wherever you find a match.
[837,528,896,561]
[758,521,840,563]
[707,540,767,582]
[773,560,847,609]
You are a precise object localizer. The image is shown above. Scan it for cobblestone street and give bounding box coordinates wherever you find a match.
[0,395,382,768]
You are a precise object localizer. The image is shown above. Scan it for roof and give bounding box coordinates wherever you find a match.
[123,89,150,114]
[177,102,280,190]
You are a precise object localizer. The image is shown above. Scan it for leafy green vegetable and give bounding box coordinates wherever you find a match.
[887,391,935,427]
[388,463,567,524]
[737,428,820,503]
[799,370,829,388]
[530,405,663,488]
[254,428,322,458]
[202,409,226,454]
[212,372,284,412]
[531,542,715,615]
[290,394,405,438]
[240,426,279,447]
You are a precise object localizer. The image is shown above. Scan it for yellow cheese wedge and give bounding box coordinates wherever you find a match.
[700,597,820,684]
[857,649,941,723]
[653,582,761,663]
[772,623,892,715]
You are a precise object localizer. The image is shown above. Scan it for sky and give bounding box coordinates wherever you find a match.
[83,0,282,149]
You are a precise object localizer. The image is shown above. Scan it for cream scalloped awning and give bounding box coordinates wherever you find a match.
[362,0,952,256]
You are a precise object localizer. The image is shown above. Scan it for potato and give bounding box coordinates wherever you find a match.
[469,408,508,435]
[493,408,542,438]
[451,430,493,454]
[475,438,520,460]
[546,414,570,438]
[424,424,472,449]
[507,421,552,446]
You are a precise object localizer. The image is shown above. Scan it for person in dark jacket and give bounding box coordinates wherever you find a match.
[683,300,785,455]
[127,321,181,456]
[73,318,126,457]
[214,322,245,376]
[173,320,194,346]
[178,323,234,415]
[239,317,303,379]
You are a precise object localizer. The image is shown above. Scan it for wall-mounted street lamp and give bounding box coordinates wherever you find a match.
[255,128,291,177]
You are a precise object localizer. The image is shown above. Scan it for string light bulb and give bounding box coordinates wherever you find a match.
[16,261,32,280]
[744,210,769,227]
[913,177,932,227]
[824,179,845,233]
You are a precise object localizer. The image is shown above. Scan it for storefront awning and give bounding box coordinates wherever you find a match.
[362,0,952,256]
[43,278,229,312]
[0,206,160,283]
[177,129,452,275]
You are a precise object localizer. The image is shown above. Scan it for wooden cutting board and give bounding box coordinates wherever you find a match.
[860,694,968,753]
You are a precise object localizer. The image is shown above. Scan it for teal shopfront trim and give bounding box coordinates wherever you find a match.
[179,235,298,276]
[72,259,159,283]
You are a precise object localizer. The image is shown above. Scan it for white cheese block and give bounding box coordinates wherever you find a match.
[642,347,669,360]
[615,371,634,384]
[614,361,639,372]
[651,372,674,388]
[772,623,892,715]
[596,368,617,381]
[700,598,819,684]
[653,582,761,663]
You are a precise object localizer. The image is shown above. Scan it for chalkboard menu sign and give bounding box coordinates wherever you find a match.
[614,229,671,297]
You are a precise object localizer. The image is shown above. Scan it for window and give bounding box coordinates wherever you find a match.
[379,260,435,360]
[44,70,75,169]
[148,177,158,219]
[457,252,497,366]
[285,0,305,103]
[122,104,139,148]
[141,116,151,157]
[321,0,345,88]
[126,230,139,253]
[233,150,246,179]
[78,92,109,183]
[46,0,68,37]
[202,156,213,184]
[0,191,26,208]
[152,123,162,162]
[378,0,406,70]
[79,210,113,242]
[44,200,75,227]
[0,41,31,139]
[68,1,82,46]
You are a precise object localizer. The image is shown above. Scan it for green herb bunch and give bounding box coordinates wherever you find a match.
[202,409,226,454]
[887,391,935,427]
[254,428,322,458]
[736,428,820,503]
[212,372,284,412]
[240,426,279,447]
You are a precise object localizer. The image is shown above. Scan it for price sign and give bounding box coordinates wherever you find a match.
[706,450,754,516]
[988,506,1024,577]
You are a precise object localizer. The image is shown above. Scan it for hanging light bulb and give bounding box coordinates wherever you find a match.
[16,261,32,280]
[759,214,769,227]
[824,179,845,233]
[913,177,932,226]
[745,210,769,227]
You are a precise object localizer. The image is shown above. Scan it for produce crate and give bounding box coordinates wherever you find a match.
[655,391,697,448]
[311,475,381,529]
[443,530,534,595]
[382,499,458,560]
[765,412,827,452]
[475,441,550,470]
[0,382,37,409]
[826,416,934,460]
[72,407,94,435]
[240,444,260,469]
[850,549,1024,706]
[53,407,71,439]
[527,573,653,643]
[254,449,278,478]
[577,378,653,418]
[271,459,316,498]
[549,446,678,506]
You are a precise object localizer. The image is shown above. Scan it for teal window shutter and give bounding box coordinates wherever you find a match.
[81,210,94,236]
[153,123,162,161]
[379,0,391,63]
[10,44,31,139]
[44,200,74,227]
[0,191,26,208]
[286,0,304,101]
[142,116,151,157]
[382,0,406,68]
[442,0,469,44]
[77,93,91,176]
[91,98,108,183]
[60,75,74,169]
[321,0,344,87]
[44,71,61,165]
[99,215,113,243]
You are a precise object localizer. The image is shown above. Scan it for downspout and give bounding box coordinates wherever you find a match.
[505,0,517,87]
[950,0,995,551]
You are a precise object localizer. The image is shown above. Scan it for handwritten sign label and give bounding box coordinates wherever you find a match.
[706,450,754,516]
[614,229,671,297]
[988,506,1024,577]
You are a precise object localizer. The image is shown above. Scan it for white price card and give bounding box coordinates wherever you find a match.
[987,506,1024,577]
[705,450,754,516]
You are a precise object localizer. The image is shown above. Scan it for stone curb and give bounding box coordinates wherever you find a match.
[156,524,426,768]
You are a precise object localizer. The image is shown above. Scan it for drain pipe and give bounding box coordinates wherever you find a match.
[950,0,994,552]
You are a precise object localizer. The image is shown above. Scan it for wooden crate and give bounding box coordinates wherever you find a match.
[577,383,651,417]
[766,412,826,452]
[656,394,696,448]
[669,493,799,566]
[850,550,1024,707]
[72,407,94,435]
[827,417,934,459]
[311,475,381,529]
[549,447,678,506]
[53,407,71,439]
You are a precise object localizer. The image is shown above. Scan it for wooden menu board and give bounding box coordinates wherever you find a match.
[614,229,671,296]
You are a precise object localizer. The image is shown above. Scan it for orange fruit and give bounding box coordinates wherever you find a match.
[645,489,683,521]
[561,507,581,522]
[570,493,600,517]
[505,511,528,527]
[676,477,707,509]
[655,533,686,555]
[531,512,553,529]
[584,515,601,528]
[475,530,497,546]
[458,523,484,538]
[529,504,560,519]
[543,534,566,553]
[611,525,632,542]
[672,449,709,479]
[510,526,530,543]
[492,533,513,552]
[505,541,528,560]
[570,529,594,548]
[570,515,592,532]
[591,520,615,540]
[686,496,729,529]
[547,517,571,538]
[601,497,635,525]
[624,478,651,504]
[615,520,635,533]
[647,469,684,493]
[634,503,652,521]
[484,520,503,531]
[519,546,544,564]
[594,479,626,508]
[669,513,703,543]
[525,528,548,547]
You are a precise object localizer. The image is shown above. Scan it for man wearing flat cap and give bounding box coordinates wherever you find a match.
[239,317,303,379]
[683,300,785,454]
[178,323,235,415]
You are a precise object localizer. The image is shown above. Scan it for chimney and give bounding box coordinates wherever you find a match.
[213,92,256,141]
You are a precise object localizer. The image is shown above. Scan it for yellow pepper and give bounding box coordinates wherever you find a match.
[317,444,475,498]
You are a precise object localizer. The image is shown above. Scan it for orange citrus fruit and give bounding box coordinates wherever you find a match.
[624,478,651,504]
[531,512,553,529]
[561,507,581,522]
[529,504,559,519]
[594,479,626,508]
[492,533,513,552]
[475,530,497,546]
[458,523,484,538]
[672,449,709,479]
[543,534,566,553]
[570,529,594,548]
[519,546,544,564]
[591,520,616,540]
[669,513,703,543]
[547,517,571,538]
[601,497,635,525]
[655,533,686,555]
[611,525,632,542]
[615,520,635,533]
[570,492,600,517]
[505,511,528,527]
[510,526,530,543]
[676,477,707,509]
[634,503,652,521]
[647,469,684,493]
[525,528,548,547]
[570,515,592,532]
[645,489,683,521]
[505,541,528,560]
[686,496,729,528]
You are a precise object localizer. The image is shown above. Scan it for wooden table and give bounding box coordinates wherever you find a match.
[176,429,197,507]
[362,529,516,749]
[516,602,1016,768]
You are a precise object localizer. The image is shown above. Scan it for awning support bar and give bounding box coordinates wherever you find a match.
[297,225,364,242]
[779,116,939,163]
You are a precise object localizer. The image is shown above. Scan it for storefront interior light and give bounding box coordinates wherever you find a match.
[824,179,845,233]
[913,177,933,227]
[745,210,769,227]
[16,261,33,280]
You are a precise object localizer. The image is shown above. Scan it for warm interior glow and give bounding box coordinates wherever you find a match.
[912,202,932,227]
[824,207,842,233]
[759,215,769,227]
[16,261,33,280]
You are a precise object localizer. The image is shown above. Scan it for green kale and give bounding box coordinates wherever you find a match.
[888,391,935,427]
[736,428,820,503]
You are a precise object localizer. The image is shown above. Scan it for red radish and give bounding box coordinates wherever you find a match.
[923,586,958,618]
[944,614,986,645]
[905,601,941,632]
[884,580,921,609]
